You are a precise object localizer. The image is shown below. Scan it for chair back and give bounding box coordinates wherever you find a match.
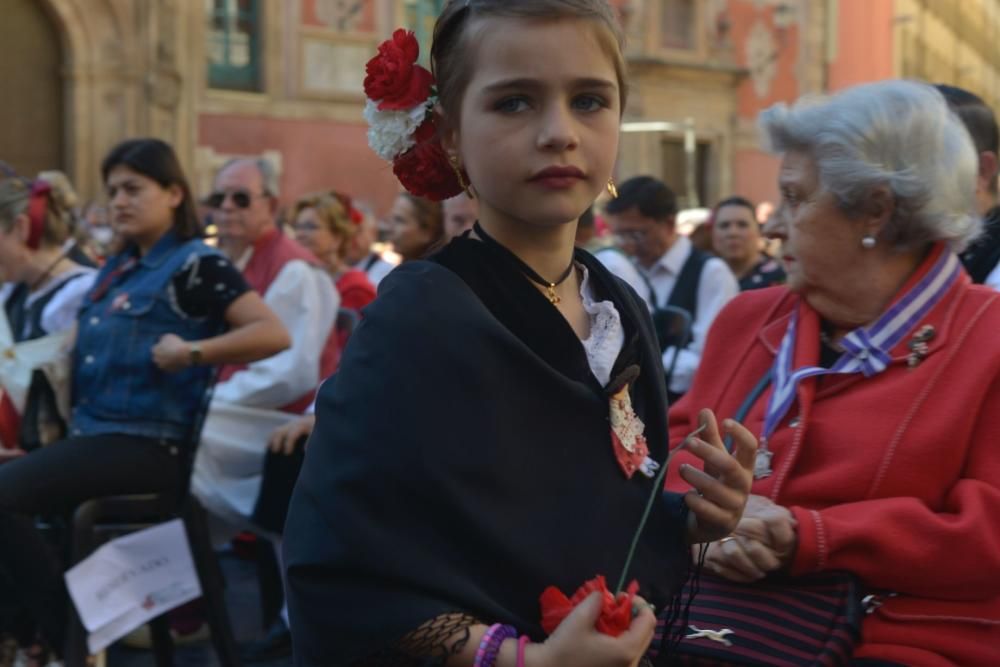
[171,367,219,504]
[651,305,693,392]
[335,307,361,342]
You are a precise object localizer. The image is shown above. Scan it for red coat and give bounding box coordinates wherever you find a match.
[666,256,1000,666]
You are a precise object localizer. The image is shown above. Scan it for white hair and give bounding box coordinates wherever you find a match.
[218,157,281,198]
[759,79,981,252]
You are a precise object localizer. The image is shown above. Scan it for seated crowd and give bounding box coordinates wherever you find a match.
[1,77,1000,667]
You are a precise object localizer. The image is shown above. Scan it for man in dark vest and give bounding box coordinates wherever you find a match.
[603,176,737,399]
[935,84,1000,289]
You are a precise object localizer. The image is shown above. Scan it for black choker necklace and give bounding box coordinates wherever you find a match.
[472,222,576,305]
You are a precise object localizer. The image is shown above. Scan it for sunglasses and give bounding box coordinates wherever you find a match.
[205,189,267,209]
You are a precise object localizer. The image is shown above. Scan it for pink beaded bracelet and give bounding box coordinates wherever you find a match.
[516,635,530,667]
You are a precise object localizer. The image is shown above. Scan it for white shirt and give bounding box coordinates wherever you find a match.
[26,269,97,337]
[1,269,96,339]
[579,265,625,387]
[594,248,652,309]
[213,256,339,408]
[355,253,397,288]
[641,236,738,394]
[984,261,1000,291]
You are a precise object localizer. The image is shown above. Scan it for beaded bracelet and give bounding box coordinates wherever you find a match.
[473,623,517,667]
[516,635,530,667]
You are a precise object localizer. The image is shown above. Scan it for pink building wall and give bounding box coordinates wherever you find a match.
[729,0,803,208]
[731,0,895,209]
[827,0,895,92]
[198,115,401,215]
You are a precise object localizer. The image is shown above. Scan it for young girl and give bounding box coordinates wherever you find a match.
[283,2,756,665]
[0,139,289,663]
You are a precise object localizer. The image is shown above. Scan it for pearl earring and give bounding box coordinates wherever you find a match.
[861,235,876,249]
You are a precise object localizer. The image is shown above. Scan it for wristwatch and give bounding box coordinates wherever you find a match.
[189,343,203,366]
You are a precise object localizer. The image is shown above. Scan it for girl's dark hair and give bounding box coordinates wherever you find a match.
[713,195,757,220]
[101,138,201,240]
[431,0,628,125]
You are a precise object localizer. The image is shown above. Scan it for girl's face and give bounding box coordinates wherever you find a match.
[106,165,181,248]
[293,206,343,260]
[390,196,435,261]
[450,17,621,230]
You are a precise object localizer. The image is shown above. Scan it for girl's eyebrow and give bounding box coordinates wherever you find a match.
[480,77,617,95]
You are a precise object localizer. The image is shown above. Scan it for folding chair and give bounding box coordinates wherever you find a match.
[63,374,241,667]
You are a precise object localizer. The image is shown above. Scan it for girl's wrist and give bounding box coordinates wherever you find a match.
[496,637,545,667]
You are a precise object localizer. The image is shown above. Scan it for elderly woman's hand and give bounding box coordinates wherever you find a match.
[736,494,798,559]
[682,409,757,545]
[702,495,798,582]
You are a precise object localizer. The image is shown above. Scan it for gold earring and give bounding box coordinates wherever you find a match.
[607,178,619,199]
[449,156,475,199]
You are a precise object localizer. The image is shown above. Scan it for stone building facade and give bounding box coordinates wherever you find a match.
[4,1,1000,214]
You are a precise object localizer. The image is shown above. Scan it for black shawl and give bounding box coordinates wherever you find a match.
[283,235,690,666]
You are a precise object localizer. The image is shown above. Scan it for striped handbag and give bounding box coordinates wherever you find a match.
[657,571,863,666]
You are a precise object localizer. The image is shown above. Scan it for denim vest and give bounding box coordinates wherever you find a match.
[71,232,227,441]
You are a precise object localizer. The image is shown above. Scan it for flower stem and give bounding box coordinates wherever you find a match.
[615,423,706,595]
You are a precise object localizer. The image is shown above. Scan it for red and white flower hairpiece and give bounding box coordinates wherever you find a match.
[363,29,463,201]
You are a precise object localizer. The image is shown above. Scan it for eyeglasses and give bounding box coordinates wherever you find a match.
[205,189,267,209]
[292,221,323,233]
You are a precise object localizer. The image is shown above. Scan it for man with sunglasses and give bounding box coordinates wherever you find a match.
[191,158,339,577]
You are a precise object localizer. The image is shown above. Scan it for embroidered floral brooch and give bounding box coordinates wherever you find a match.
[609,385,652,479]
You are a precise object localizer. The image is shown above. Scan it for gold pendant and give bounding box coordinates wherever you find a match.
[546,284,560,305]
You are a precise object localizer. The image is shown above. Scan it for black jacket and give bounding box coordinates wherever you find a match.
[283,236,690,666]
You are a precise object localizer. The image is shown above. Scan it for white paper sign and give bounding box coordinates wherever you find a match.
[65,519,203,653]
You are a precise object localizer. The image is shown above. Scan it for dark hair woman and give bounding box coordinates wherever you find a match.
[0,138,290,662]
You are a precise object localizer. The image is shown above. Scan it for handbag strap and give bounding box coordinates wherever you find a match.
[723,368,772,454]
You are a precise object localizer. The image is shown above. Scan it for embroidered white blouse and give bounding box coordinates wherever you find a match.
[578,264,625,388]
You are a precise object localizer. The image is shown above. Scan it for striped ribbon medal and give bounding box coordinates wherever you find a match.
[755,249,960,479]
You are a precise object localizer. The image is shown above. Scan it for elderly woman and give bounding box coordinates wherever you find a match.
[666,80,1000,665]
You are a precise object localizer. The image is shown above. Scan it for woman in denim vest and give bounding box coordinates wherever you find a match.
[0,138,289,664]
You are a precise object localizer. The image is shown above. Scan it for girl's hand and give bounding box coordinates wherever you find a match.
[533,592,657,667]
[681,409,756,544]
[152,333,192,372]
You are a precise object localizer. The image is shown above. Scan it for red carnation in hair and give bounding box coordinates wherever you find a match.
[539,575,640,638]
[392,120,464,202]
[364,29,434,111]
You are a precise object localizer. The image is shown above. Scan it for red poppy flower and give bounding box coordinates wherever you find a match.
[392,120,463,201]
[364,29,435,111]
[539,575,640,637]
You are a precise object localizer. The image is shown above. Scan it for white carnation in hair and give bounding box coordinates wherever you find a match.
[364,99,431,161]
